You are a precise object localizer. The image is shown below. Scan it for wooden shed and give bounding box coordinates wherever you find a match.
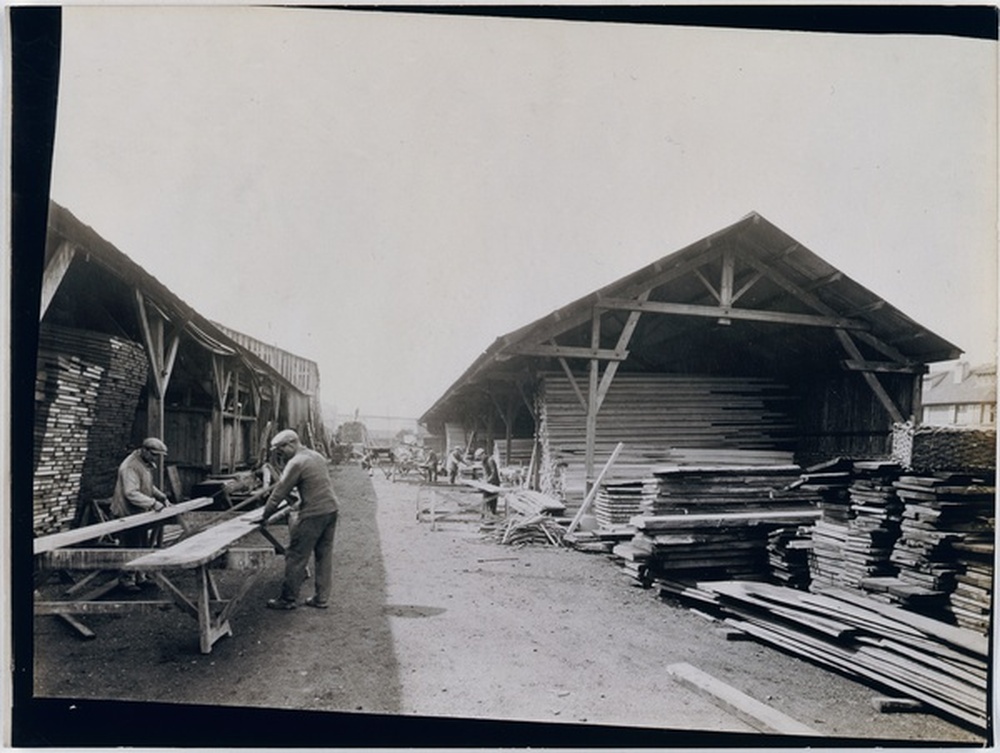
[420,212,962,506]
[34,201,322,535]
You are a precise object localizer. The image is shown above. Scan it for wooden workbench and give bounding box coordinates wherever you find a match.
[34,499,289,653]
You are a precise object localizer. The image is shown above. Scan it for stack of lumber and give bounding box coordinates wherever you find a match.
[766,526,812,590]
[613,509,821,586]
[874,474,996,630]
[658,578,989,731]
[800,459,904,591]
[33,325,147,535]
[642,465,815,517]
[839,461,904,588]
[537,372,798,502]
[949,536,994,634]
[594,479,657,528]
[892,421,996,476]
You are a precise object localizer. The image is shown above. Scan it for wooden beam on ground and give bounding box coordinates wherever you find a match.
[871,696,925,713]
[57,614,96,639]
[666,662,821,736]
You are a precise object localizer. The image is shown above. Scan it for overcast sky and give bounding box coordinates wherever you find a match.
[48,6,998,423]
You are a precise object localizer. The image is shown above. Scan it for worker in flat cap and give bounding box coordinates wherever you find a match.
[111,437,172,591]
[475,447,501,517]
[260,429,340,610]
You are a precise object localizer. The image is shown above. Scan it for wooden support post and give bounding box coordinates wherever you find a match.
[135,290,179,488]
[584,309,601,495]
[835,329,905,423]
[211,355,232,474]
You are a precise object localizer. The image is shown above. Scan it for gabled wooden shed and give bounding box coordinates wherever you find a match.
[420,212,962,505]
[34,202,322,534]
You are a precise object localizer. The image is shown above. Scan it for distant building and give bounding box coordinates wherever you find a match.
[922,362,997,427]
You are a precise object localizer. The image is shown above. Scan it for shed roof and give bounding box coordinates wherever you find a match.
[421,211,961,424]
[45,201,307,395]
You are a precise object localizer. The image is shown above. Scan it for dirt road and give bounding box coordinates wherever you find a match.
[24,463,986,746]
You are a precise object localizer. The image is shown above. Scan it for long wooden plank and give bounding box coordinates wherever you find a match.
[34,600,178,615]
[39,548,157,570]
[33,497,214,555]
[666,662,820,736]
[631,509,820,530]
[124,507,280,570]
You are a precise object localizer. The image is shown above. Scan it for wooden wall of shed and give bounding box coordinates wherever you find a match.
[33,324,147,534]
[164,407,211,495]
[793,371,917,466]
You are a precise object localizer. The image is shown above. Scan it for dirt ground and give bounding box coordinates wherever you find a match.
[24,462,988,747]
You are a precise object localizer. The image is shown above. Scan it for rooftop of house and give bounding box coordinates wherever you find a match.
[923,362,997,406]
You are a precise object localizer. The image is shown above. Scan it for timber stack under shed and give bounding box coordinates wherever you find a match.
[419,211,995,731]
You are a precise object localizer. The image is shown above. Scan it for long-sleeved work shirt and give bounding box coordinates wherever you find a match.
[263,447,339,520]
[110,450,165,518]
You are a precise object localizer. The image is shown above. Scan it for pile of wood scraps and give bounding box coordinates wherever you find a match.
[502,487,566,518]
[490,514,567,548]
[657,579,989,731]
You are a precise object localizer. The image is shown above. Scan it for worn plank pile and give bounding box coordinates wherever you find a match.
[856,473,996,632]
[613,508,821,586]
[803,459,904,591]
[539,372,798,499]
[657,579,989,731]
[605,464,822,584]
[641,465,816,516]
[594,479,657,528]
[766,526,813,590]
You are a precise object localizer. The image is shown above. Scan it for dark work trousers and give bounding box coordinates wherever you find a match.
[280,511,338,604]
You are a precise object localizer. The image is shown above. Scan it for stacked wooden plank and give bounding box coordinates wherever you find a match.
[838,461,904,588]
[658,579,989,731]
[798,459,900,591]
[872,474,997,630]
[642,465,815,517]
[893,422,996,476]
[766,526,813,590]
[34,325,147,535]
[614,509,821,586]
[594,479,657,528]
[537,372,798,503]
[34,327,147,534]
